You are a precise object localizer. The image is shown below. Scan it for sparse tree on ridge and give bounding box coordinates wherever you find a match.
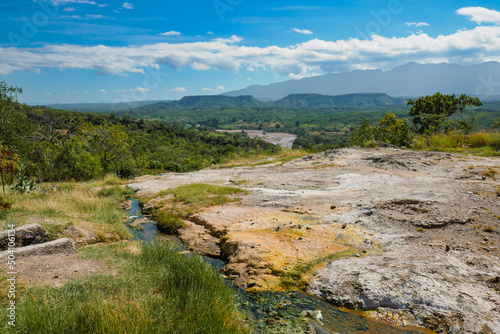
[407,93,482,134]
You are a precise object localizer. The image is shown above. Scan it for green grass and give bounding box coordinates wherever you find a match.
[97,186,135,198]
[152,183,248,234]
[0,242,248,334]
[153,209,186,234]
[169,183,247,206]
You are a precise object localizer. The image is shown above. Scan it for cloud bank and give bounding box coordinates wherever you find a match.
[3,8,500,78]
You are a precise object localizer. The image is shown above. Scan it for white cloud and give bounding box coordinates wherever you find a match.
[86,14,106,19]
[136,87,149,93]
[160,31,181,36]
[123,2,134,10]
[405,22,429,27]
[63,7,77,12]
[46,92,51,95]
[207,31,214,35]
[202,86,225,92]
[171,87,187,93]
[292,28,313,35]
[457,7,500,24]
[51,0,96,5]
[60,14,108,20]
[5,12,500,79]
[97,89,106,93]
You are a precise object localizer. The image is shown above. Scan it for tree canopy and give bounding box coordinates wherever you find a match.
[407,93,482,134]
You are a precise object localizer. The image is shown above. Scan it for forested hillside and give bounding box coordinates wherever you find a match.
[0,85,279,183]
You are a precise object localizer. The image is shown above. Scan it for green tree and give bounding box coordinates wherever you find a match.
[378,113,413,147]
[82,121,136,177]
[350,119,378,146]
[0,82,34,156]
[0,145,20,196]
[407,93,482,134]
[54,138,104,181]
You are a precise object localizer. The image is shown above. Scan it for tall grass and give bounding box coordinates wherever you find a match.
[412,132,500,155]
[0,242,247,334]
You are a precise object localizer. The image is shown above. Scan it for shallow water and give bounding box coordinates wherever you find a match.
[125,198,433,334]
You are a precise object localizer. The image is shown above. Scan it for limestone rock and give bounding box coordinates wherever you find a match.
[0,223,48,250]
[0,238,77,258]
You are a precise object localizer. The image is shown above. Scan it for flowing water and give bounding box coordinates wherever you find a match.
[125,198,434,334]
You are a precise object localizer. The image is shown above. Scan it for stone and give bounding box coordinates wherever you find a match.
[0,223,48,250]
[0,238,77,258]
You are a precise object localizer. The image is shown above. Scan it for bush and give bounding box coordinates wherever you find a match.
[10,167,36,194]
[351,113,412,147]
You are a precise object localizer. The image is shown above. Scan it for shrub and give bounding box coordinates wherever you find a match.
[10,167,36,194]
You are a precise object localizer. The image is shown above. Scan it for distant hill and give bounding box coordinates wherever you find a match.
[134,95,265,113]
[272,93,406,108]
[46,100,170,113]
[223,62,500,101]
[131,93,405,116]
[176,95,265,109]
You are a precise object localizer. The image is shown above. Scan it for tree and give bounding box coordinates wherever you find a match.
[378,113,413,147]
[82,121,136,177]
[0,82,34,156]
[350,113,413,147]
[54,138,104,181]
[407,93,482,134]
[0,145,20,196]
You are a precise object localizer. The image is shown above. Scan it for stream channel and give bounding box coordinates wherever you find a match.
[125,198,433,334]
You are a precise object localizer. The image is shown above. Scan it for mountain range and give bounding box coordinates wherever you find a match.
[124,93,406,115]
[223,62,500,101]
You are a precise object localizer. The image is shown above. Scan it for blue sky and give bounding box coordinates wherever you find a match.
[1,0,500,104]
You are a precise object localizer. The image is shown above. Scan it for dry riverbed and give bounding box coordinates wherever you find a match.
[129,147,500,334]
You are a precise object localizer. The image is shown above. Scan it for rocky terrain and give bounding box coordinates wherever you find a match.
[216,129,297,148]
[129,147,500,334]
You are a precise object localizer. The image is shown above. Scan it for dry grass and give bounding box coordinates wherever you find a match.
[0,175,132,241]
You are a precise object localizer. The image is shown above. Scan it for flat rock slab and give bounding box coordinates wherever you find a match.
[0,238,77,259]
[0,223,48,250]
[129,147,500,333]
[307,251,500,333]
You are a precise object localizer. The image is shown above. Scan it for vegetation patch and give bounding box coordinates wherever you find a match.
[151,183,248,234]
[0,242,248,333]
[0,175,132,241]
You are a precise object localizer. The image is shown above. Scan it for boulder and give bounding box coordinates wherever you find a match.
[0,223,48,250]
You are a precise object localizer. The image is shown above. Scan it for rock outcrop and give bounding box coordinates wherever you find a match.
[129,147,500,333]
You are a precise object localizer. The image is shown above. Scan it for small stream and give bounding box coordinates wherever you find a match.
[125,198,432,334]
